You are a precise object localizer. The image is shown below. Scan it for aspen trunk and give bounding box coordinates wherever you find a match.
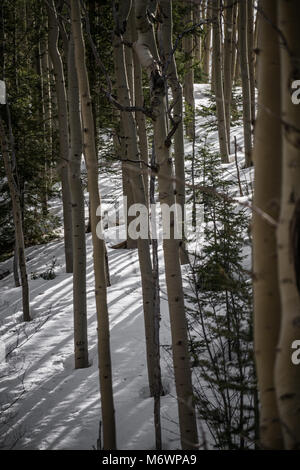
[114,2,158,398]
[252,0,283,449]
[132,5,149,205]
[238,0,252,167]
[150,142,162,450]
[40,29,53,206]
[47,0,73,273]
[212,0,228,162]
[113,19,137,250]
[231,2,238,84]
[13,240,20,288]
[67,35,89,369]
[47,1,73,271]
[71,0,116,449]
[134,0,199,449]
[160,0,189,265]
[124,8,135,106]
[275,0,300,450]
[247,0,255,124]
[234,31,240,84]
[0,118,30,322]
[203,0,212,82]
[193,0,202,65]
[223,0,234,153]
[183,0,195,138]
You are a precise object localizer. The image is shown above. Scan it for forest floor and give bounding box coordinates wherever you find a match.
[0,84,252,450]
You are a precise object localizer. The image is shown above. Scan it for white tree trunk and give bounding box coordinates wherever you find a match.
[67,35,89,369]
[134,0,199,449]
[71,0,116,449]
[252,0,283,449]
[47,0,73,273]
[275,0,300,450]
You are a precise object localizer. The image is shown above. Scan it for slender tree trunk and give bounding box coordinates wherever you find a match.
[231,2,238,84]
[183,0,195,138]
[113,16,137,250]
[124,8,135,106]
[71,0,116,449]
[0,118,30,322]
[223,0,234,153]
[114,1,158,398]
[212,0,228,162]
[134,0,199,449]
[252,0,283,450]
[150,142,162,450]
[203,0,212,82]
[193,0,202,65]
[47,0,73,273]
[13,240,20,287]
[238,0,252,167]
[275,0,300,450]
[247,0,255,124]
[67,35,89,369]
[132,4,149,205]
[40,28,53,210]
[160,0,189,265]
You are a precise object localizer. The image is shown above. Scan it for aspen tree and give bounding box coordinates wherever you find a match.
[113,37,137,250]
[71,0,116,449]
[114,0,158,398]
[252,0,283,449]
[131,2,149,204]
[124,8,135,106]
[40,26,53,207]
[67,35,89,369]
[203,0,212,82]
[47,0,73,273]
[212,0,228,162]
[134,0,199,449]
[223,0,234,152]
[275,0,300,450]
[247,0,255,124]
[193,0,202,65]
[230,2,238,84]
[238,0,252,167]
[183,0,195,138]
[159,0,189,265]
[0,118,30,322]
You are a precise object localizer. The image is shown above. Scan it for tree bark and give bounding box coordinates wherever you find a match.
[47,0,73,273]
[231,1,238,84]
[67,34,89,369]
[113,9,137,250]
[252,0,283,450]
[159,0,189,265]
[203,0,212,82]
[132,5,149,205]
[223,0,234,153]
[212,0,229,162]
[275,0,300,450]
[238,0,252,167]
[247,0,255,124]
[0,117,30,322]
[134,0,199,449]
[71,0,116,449]
[150,142,162,450]
[183,0,195,138]
[114,1,159,398]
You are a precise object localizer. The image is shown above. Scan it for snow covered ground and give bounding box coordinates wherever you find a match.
[0,84,253,450]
